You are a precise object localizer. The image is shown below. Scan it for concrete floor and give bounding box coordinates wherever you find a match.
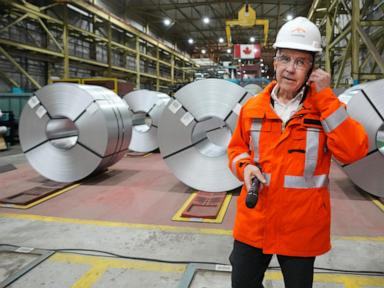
[0,145,383,288]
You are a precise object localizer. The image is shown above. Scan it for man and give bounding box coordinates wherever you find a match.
[227,17,368,288]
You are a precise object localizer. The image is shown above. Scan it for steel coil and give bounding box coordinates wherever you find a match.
[158,79,252,192]
[123,90,170,152]
[243,83,262,95]
[19,83,132,182]
[338,79,384,197]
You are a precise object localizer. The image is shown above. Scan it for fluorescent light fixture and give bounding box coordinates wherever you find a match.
[201,49,206,54]
[227,48,231,53]
[219,37,224,43]
[250,36,255,43]
[203,17,210,24]
[188,38,194,44]
[163,18,171,26]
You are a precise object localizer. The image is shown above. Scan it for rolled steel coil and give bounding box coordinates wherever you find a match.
[338,79,384,197]
[243,83,262,95]
[123,90,170,152]
[158,79,252,192]
[19,83,132,182]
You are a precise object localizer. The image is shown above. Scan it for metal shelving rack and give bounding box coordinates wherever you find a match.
[0,0,195,92]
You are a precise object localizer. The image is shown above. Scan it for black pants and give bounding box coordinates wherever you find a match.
[229,240,315,288]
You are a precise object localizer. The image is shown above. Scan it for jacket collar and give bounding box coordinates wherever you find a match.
[243,81,280,119]
[243,81,318,119]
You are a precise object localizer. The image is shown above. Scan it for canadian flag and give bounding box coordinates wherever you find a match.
[233,44,261,59]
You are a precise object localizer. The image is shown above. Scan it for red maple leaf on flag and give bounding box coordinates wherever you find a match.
[242,46,252,55]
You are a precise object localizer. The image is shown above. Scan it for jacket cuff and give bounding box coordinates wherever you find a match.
[236,160,251,182]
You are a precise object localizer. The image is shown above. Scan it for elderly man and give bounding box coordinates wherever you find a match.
[227,17,368,288]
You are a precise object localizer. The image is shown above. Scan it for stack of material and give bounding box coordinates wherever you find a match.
[338,79,384,198]
[159,79,252,192]
[123,90,170,153]
[19,83,132,182]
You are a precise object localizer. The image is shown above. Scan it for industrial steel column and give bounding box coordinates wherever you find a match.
[351,0,360,85]
[171,54,175,85]
[156,47,160,91]
[136,36,140,89]
[324,0,332,74]
[63,5,69,79]
[107,17,112,76]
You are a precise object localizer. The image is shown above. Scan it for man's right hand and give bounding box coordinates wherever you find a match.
[244,164,266,191]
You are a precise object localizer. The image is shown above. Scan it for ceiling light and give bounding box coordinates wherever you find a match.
[201,49,206,54]
[286,14,293,21]
[227,48,231,53]
[203,17,210,24]
[250,36,255,43]
[163,18,171,26]
[188,38,194,44]
[219,37,224,43]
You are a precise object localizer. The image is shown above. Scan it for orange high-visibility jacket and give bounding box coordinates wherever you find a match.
[228,81,368,257]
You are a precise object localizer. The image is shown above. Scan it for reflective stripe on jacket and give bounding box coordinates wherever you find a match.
[228,81,368,257]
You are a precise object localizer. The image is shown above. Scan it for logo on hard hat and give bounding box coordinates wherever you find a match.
[291,27,306,38]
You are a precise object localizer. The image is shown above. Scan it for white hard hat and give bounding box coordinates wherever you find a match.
[273,17,322,53]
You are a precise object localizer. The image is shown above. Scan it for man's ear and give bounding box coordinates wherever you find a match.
[273,59,277,72]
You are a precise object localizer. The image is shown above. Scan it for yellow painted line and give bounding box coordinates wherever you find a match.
[50,255,384,287]
[368,195,384,213]
[0,183,80,209]
[51,253,185,273]
[334,235,384,242]
[71,264,107,288]
[262,271,384,286]
[0,212,232,236]
[172,192,232,223]
[143,152,153,158]
[1,212,383,241]
[51,253,185,288]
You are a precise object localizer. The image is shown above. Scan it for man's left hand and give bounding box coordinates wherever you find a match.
[308,68,331,93]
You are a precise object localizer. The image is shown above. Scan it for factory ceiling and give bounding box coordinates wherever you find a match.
[94,0,313,59]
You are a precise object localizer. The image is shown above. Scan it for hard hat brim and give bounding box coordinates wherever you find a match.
[273,41,322,53]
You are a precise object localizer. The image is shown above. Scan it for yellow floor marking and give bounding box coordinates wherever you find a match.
[143,153,153,158]
[0,212,232,236]
[1,212,383,241]
[50,253,185,288]
[172,192,232,223]
[334,235,384,241]
[264,271,384,286]
[71,264,107,288]
[0,183,80,209]
[51,253,185,273]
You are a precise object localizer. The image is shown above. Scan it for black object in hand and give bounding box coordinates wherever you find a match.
[245,177,260,208]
